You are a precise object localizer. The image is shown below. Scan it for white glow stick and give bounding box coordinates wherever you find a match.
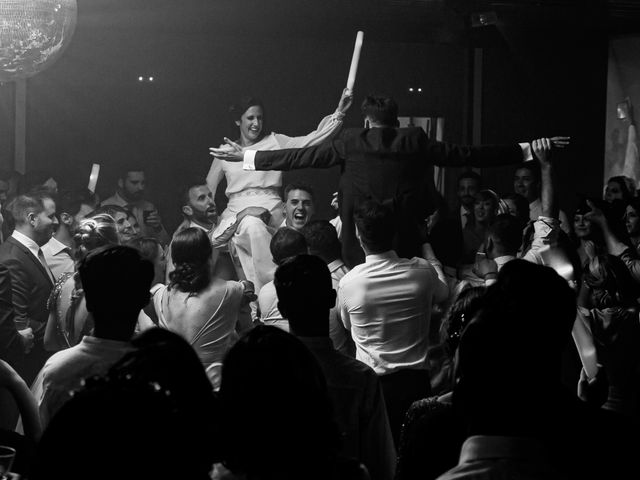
[88,164,100,193]
[346,31,364,94]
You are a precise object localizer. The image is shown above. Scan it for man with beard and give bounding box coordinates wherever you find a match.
[0,191,58,388]
[102,168,169,245]
[173,182,219,237]
[42,189,98,281]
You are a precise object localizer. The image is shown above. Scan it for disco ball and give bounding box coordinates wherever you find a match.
[0,0,78,82]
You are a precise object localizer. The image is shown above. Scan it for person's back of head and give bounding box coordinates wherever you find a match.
[361,95,399,127]
[32,330,218,480]
[169,227,214,294]
[275,254,336,337]
[56,189,98,218]
[220,325,340,479]
[301,220,342,264]
[78,245,153,340]
[454,260,576,435]
[486,214,523,257]
[270,227,307,266]
[354,199,395,254]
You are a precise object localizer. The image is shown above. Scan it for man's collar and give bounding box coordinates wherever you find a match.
[46,236,72,255]
[12,229,40,256]
[365,250,398,263]
[459,436,548,464]
[189,220,213,232]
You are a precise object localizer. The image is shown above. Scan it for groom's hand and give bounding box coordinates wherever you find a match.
[209,137,244,162]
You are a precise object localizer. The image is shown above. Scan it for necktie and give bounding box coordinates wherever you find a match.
[37,248,56,283]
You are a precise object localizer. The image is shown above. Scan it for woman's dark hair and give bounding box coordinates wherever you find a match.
[229,96,266,140]
[169,228,212,294]
[584,254,640,309]
[220,326,340,478]
[442,286,487,352]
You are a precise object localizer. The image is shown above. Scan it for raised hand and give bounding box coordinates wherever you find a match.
[209,137,244,162]
[532,137,553,166]
[550,136,570,148]
[584,199,606,228]
[337,87,354,115]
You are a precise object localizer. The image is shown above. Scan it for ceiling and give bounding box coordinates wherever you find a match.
[77,0,638,44]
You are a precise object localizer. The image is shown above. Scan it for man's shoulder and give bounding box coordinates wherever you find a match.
[100,194,124,207]
[0,238,28,265]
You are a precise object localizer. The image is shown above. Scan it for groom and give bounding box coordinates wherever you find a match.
[212,95,568,267]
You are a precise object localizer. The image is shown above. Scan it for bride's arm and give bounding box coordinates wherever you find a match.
[274,89,353,149]
[206,157,225,198]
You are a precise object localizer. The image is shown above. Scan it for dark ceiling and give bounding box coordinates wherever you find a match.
[78,0,640,45]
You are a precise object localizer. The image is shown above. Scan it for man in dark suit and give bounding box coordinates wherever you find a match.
[212,95,567,267]
[0,191,58,386]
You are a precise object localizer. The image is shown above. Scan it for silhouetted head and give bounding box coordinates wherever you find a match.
[275,255,336,336]
[32,329,217,480]
[361,95,399,127]
[270,227,307,266]
[78,245,153,340]
[220,325,340,478]
[301,220,342,264]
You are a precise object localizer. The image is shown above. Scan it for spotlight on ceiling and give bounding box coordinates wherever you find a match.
[470,11,498,28]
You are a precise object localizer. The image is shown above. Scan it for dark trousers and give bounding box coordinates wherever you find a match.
[379,369,431,448]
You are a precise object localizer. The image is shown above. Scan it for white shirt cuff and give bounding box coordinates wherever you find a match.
[243,150,257,171]
[519,142,533,162]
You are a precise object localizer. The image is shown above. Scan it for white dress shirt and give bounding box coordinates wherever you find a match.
[338,251,448,375]
[42,236,74,282]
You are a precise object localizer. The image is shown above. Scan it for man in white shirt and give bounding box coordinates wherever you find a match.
[42,189,98,282]
[257,227,308,332]
[102,168,170,245]
[275,254,396,480]
[36,245,153,428]
[338,200,449,444]
[473,214,522,286]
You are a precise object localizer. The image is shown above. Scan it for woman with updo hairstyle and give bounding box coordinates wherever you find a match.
[44,214,119,351]
[206,89,352,293]
[152,228,254,389]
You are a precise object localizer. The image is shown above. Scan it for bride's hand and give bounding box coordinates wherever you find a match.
[209,137,244,162]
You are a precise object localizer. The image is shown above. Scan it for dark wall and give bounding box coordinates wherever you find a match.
[0,1,467,232]
[478,27,609,214]
[0,1,610,232]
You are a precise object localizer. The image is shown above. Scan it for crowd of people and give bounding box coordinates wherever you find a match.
[0,91,638,480]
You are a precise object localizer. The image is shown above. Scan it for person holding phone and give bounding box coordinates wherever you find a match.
[101,168,170,246]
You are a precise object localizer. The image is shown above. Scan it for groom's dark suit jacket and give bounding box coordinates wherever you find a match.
[254,127,523,267]
[0,236,54,384]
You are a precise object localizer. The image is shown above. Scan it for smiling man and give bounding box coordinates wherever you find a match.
[0,191,59,389]
[283,183,315,231]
